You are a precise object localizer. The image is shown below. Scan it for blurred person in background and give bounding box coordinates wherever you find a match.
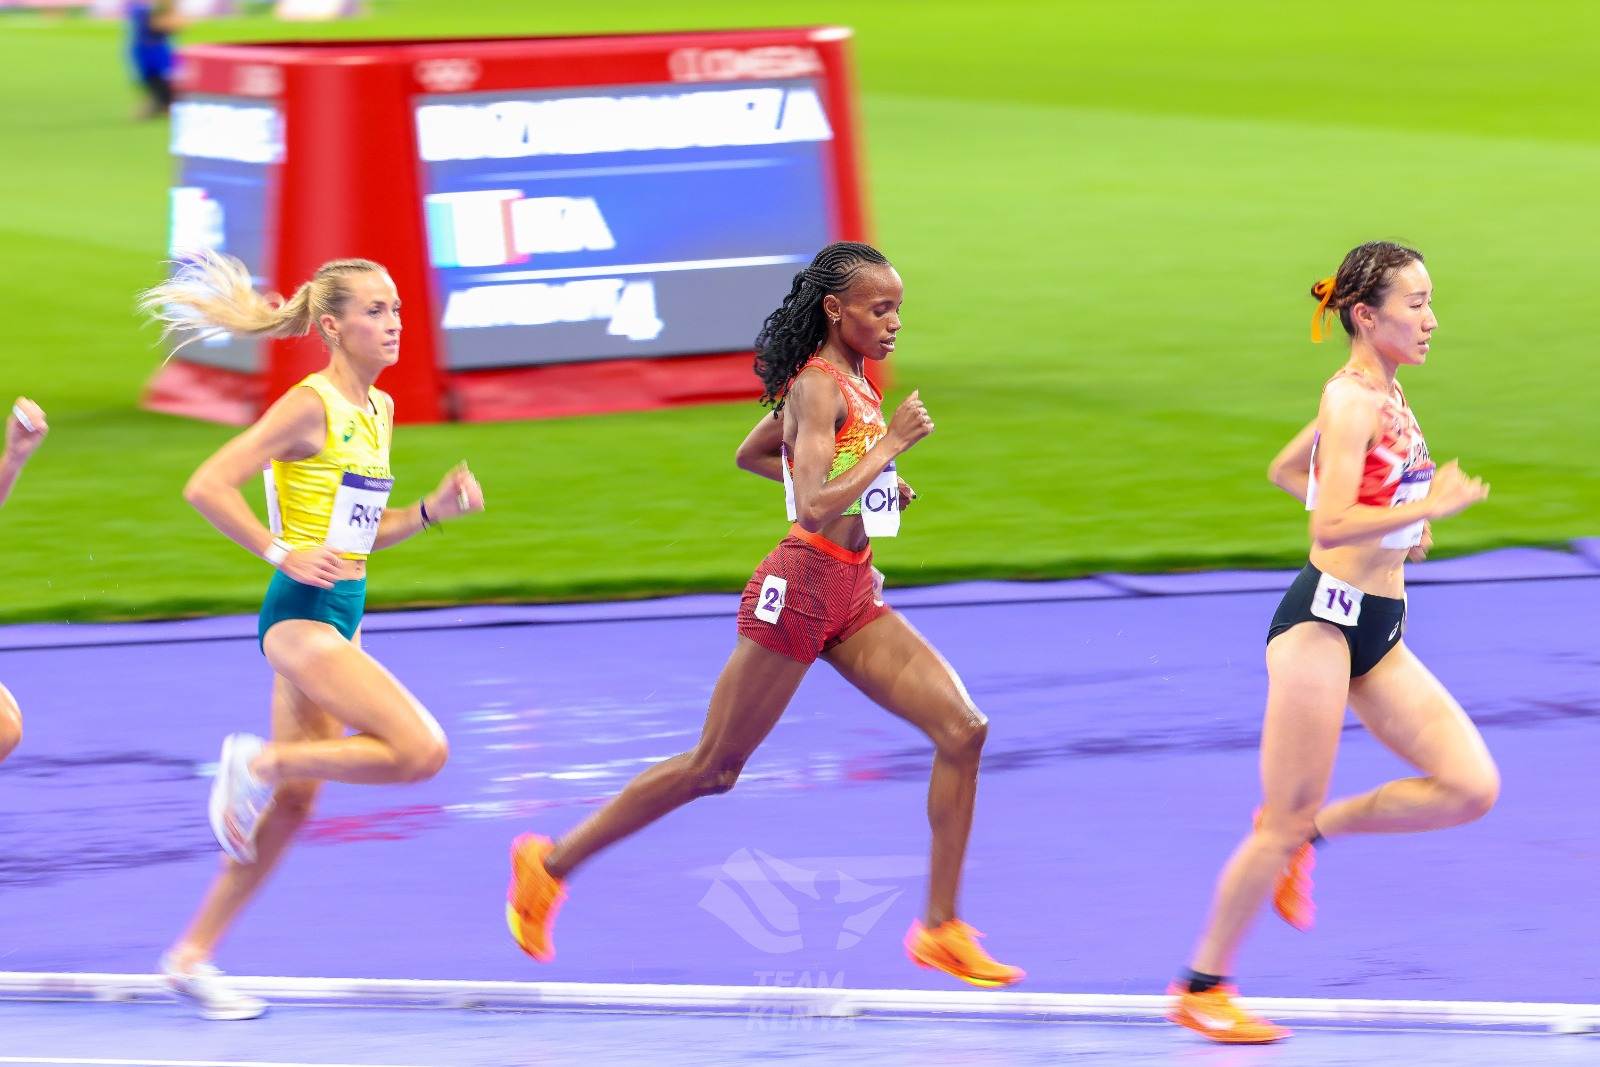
[507,241,1025,989]
[1169,242,1497,1044]
[0,398,49,764]
[139,250,484,1019]
[128,0,181,119]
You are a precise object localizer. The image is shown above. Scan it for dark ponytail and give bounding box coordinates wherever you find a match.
[753,241,889,410]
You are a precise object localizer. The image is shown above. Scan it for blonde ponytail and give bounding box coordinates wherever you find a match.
[139,248,389,353]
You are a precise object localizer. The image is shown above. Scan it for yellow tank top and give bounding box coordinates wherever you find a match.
[266,373,394,560]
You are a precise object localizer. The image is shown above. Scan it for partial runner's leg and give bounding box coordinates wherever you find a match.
[1187,622,1349,978]
[257,621,447,786]
[0,683,20,763]
[1317,643,1499,835]
[169,669,343,968]
[823,613,986,927]
[545,637,810,879]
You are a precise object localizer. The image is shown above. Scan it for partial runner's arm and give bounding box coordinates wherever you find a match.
[183,386,344,588]
[1308,379,1486,549]
[787,372,932,533]
[734,410,786,483]
[1267,418,1318,504]
[0,397,48,509]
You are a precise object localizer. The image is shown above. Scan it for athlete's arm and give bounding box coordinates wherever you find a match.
[0,397,48,509]
[183,386,343,588]
[1308,380,1487,548]
[788,372,932,532]
[1267,418,1317,503]
[370,394,483,551]
[734,411,786,483]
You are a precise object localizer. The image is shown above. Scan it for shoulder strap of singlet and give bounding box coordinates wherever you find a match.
[797,355,882,405]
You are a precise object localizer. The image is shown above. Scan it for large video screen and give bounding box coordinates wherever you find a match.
[166,95,281,372]
[414,78,836,370]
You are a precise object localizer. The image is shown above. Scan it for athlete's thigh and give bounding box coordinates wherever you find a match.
[1347,642,1495,781]
[821,612,983,741]
[1260,622,1352,813]
[695,636,811,760]
[263,620,436,746]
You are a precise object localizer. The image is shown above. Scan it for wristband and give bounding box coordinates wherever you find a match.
[419,498,434,530]
[264,538,292,567]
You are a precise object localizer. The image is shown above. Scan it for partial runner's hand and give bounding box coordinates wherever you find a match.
[884,390,934,456]
[430,461,485,520]
[896,477,916,510]
[5,397,48,461]
[1407,521,1434,563]
[281,546,343,589]
[1425,460,1489,521]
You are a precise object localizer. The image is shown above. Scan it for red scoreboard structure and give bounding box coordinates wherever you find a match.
[148,28,871,424]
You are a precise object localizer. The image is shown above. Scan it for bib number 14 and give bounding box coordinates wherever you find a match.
[1310,571,1363,626]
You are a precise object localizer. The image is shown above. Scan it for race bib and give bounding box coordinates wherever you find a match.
[860,461,900,538]
[1310,571,1363,626]
[324,471,393,555]
[262,463,283,535]
[781,444,798,522]
[1380,466,1434,549]
[753,574,787,624]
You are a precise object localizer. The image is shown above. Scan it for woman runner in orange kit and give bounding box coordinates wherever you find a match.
[507,242,1023,988]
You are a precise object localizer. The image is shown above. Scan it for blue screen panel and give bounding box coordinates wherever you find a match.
[166,95,280,372]
[414,79,835,369]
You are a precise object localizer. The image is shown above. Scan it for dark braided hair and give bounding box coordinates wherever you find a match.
[754,241,890,409]
[1311,241,1424,340]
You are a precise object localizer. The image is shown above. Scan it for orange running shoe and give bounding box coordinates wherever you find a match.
[904,919,1025,988]
[1167,982,1291,1044]
[506,833,567,962]
[1253,808,1316,931]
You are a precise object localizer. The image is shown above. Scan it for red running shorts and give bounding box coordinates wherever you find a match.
[737,524,892,665]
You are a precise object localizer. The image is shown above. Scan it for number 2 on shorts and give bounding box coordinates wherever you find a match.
[753,575,787,624]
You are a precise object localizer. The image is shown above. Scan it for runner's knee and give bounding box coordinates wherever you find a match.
[1257,804,1320,850]
[936,713,988,761]
[1443,765,1499,823]
[687,755,746,797]
[271,781,322,822]
[394,735,450,783]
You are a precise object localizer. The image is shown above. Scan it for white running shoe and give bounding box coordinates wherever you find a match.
[160,955,267,1021]
[208,733,272,864]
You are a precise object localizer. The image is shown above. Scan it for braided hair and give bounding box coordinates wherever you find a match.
[1311,241,1424,340]
[753,241,890,410]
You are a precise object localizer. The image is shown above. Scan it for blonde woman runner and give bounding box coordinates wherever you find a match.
[140,251,484,1019]
[0,397,49,763]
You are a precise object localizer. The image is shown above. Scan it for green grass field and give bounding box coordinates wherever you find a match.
[1,1,1597,622]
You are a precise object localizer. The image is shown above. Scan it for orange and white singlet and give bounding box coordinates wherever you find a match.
[781,357,900,536]
[1306,369,1434,549]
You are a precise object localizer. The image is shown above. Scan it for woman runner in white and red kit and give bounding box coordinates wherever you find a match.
[1169,241,1498,1044]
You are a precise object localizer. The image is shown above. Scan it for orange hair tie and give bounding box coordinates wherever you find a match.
[1310,276,1337,343]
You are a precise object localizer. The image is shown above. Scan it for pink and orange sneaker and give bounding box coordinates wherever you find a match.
[506,833,567,962]
[1254,808,1316,931]
[1167,982,1291,1044]
[904,919,1024,988]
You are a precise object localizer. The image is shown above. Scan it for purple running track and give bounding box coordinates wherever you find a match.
[0,547,1596,1007]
